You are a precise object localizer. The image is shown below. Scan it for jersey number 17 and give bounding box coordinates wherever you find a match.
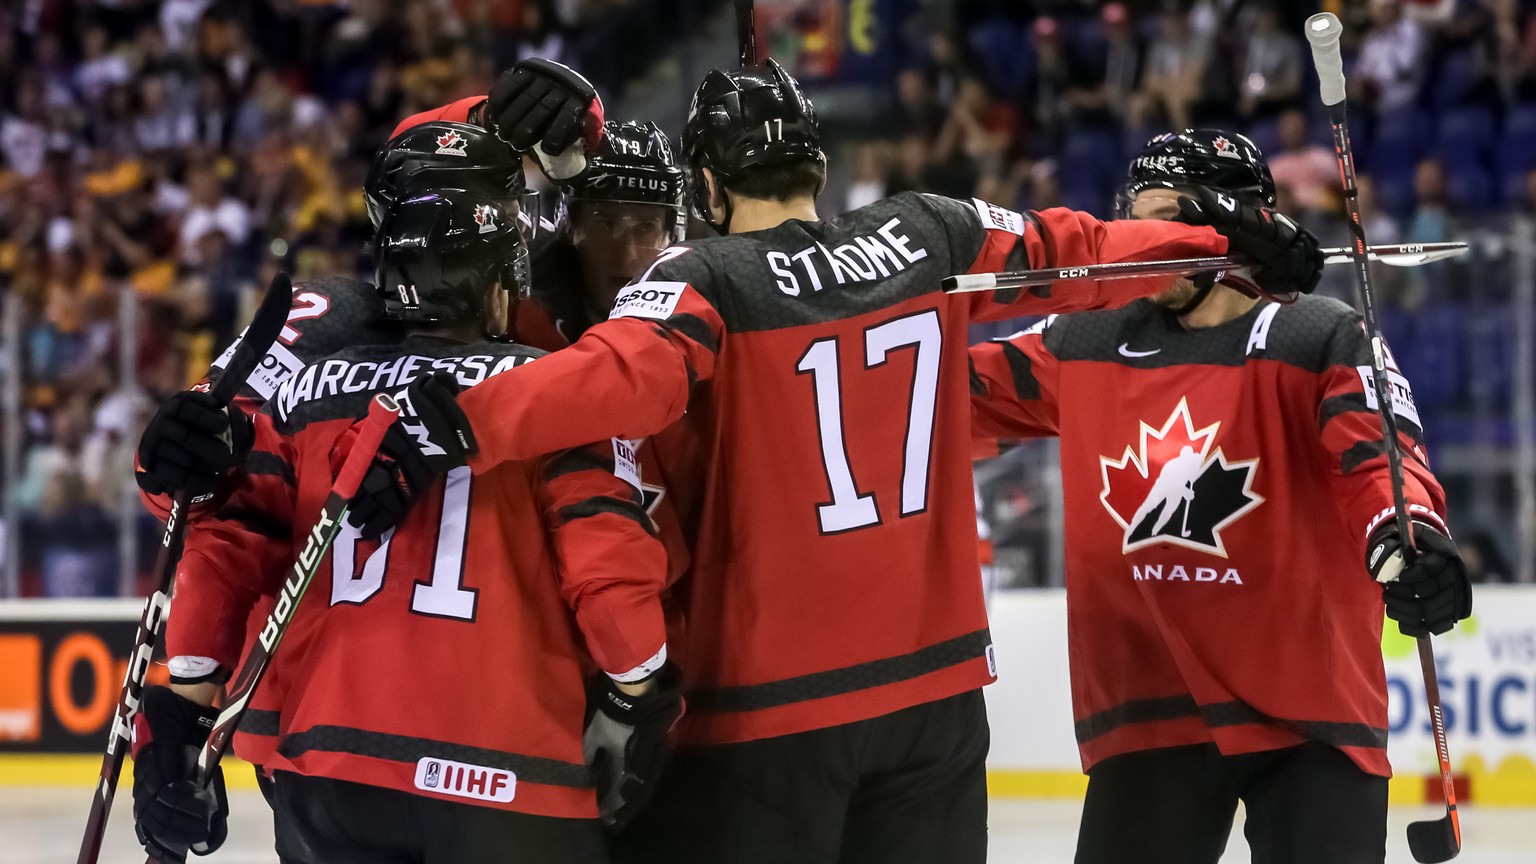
[797,309,941,534]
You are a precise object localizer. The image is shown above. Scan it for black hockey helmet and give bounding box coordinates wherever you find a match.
[682,59,823,228]
[565,120,687,245]
[1116,129,1276,218]
[365,121,533,234]
[375,189,531,325]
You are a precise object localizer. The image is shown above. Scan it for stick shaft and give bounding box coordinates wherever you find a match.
[942,243,1468,293]
[76,494,184,864]
[1312,42,1462,861]
[193,394,400,781]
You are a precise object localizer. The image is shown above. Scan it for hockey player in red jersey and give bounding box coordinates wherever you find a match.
[138,188,677,863]
[128,120,531,861]
[968,130,1473,864]
[372,61,1327,863]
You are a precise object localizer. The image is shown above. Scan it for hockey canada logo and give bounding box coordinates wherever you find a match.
[473,203,497,233]
[1099,399,1263,557]
[435,129,468,156]
[1212,135,1241,160]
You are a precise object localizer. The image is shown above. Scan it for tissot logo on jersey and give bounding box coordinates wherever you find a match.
[414,757,516,803]
[610,282,685,320]
[214,330,306,401]
[1099,399,1264,558]
[273,353,536,422]
[764,217,928,297]
[434,129,468,156]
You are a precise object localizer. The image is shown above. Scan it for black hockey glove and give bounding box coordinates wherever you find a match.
[1366,520,1473,638]
[583,664,684,829]
[348,373,478,540]
[136,391,253,499]
[131,686,228,862]
[486,57,605,180]
[1174,188,1324,301]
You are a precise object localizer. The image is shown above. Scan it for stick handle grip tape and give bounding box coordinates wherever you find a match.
[1306,13,1346,107]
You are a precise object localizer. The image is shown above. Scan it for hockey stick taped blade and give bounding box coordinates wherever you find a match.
[1407,815,1461,863]
[210,272,293,405]
[943,274,997,292]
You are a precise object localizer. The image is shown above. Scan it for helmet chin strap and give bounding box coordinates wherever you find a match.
[1169,272,1219,317]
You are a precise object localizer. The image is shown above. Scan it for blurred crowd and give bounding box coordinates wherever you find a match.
[0,0,668,596]
[844,0,1536,223]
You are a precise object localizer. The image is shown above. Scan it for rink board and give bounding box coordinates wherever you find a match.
[4,592,1535,803]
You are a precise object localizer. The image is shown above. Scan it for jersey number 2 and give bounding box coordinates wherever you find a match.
[796,310,941,533]
[330,465,477,620]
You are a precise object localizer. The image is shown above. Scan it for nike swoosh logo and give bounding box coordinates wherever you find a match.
[1118,343,1161,358]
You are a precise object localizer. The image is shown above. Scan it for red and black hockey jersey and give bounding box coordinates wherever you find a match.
[968,295,1448,777]
[453,192,1230,745]
[154,276,402,765]
[171,336,667,817]
[520,251,696,628]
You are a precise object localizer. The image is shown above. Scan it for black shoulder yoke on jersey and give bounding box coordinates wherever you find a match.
[1040,294,1366,375]
[529,237,595,342]
[645,192,990,334]
[269,335,544,433]
[207,276,407,404]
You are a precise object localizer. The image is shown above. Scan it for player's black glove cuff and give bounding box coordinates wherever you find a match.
[583,663,684,829]
[136,391,253,499]
[486,58,604,180]
[1366,519,1473,638]
[131,686,229,861]
[348,373,477,540]
[1174,188,1324,302]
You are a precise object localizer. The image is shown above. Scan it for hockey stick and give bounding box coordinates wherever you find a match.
[735,0,757,65]
[941,242,1469,293]
[141,392,400,864]
[1306,13,1461,862]
[77,273,296,864]
[192,393,399,779]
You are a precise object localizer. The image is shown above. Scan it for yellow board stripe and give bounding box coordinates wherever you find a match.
[0,754,263,790]
[4,756,1533,806]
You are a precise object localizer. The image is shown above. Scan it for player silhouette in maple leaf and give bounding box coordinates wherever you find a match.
[1124,446,1258,548]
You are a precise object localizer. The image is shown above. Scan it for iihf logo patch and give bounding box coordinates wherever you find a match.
[1212,135,1242,160]
[1099,399,1263,557]
[474,203,497,233]
[414,757,516,802]
[435,129,468,156]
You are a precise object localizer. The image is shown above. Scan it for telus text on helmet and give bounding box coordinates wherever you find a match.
[765,217,928,297]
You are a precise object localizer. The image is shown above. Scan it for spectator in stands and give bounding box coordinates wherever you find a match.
[1238,4,1301,121]
[17,398,119,597]
[1267,109,1337,218]
[76,25,132,105]
[133,74,195,152]
[1138,8,1208,130]
[1460,531,1514,584]
[1353,0,1427,113]
[177,165,249,266]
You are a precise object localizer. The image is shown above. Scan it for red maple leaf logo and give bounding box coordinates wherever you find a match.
[435,130,465,154]
[1099,399,1263,556]
[473,203,496,231]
